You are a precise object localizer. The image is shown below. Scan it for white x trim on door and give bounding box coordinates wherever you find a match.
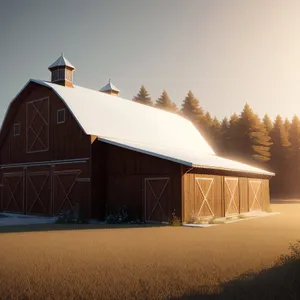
[196,177,214,217]
[249,180,262,211]
[225,177,239,216]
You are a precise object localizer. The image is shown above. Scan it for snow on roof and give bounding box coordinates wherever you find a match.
[31,79,274,176]
[48,53,75,70]
[100,137,274,175]
[100,79,120,92]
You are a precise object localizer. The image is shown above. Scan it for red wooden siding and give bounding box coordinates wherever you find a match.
[91,141,182,222]
[0,83,90,165]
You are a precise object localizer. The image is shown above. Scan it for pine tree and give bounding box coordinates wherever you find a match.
[284,118,291,133]
[133,85,153,106]
[219,117,229,155]
[263,114,273,134]
[269,115,290,196]
[288,115,300,196]
[237,104,272,164]
[223,113,240,159]
[155,90,177,113]
[210,117,222,153]
[181,91,204,123]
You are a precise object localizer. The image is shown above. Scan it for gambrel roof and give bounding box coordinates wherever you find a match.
[2,79,274,176]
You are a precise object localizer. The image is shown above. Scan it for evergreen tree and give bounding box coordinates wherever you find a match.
[223,113,240,159]
[237,104,272,164]
[288,115,300,196]
[155,90,177,113]
[219,117,229,155]
[210,117,222,153]
[269,115,291,196]
[263,114,273,134]
[181,91,204,123]
[284,117,291,133]
[133,85,153,106]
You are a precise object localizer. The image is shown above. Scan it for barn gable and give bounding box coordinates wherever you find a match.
[0,82,90,165]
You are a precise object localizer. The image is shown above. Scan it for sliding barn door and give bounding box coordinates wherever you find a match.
[249,180,262,212]
[2,171,24,213]
[195,177,214,218]
[224,177,240,216]
[145,177,170,222]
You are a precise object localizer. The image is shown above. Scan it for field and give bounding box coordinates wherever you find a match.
[0,202,300,300]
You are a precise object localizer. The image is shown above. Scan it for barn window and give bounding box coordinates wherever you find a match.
[57,109,65,124]
[51,68,65,82]
[14,123,20,136]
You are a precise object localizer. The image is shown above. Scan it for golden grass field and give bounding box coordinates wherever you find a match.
[0,202,300,300]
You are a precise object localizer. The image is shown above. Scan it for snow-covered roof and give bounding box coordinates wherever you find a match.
[48,54,75,70]
[27,79,273,176]
[100,79,120,93]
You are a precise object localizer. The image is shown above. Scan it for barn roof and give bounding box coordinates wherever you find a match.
[9,79,274,176]
[48,54,75,70]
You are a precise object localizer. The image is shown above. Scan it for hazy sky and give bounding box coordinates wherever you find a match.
[0,0,300,123]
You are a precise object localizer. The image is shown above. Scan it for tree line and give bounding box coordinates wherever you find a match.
[133,85,300,198]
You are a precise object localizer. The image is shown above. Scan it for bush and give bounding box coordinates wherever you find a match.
[55,203,89,224]
[168,210,181,226]
[105,206,143,224]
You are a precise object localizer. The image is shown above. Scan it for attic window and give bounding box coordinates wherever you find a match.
[14,123,20,136]
[57,109,65,124]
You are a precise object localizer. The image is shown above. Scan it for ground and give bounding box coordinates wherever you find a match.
[0,201,299,300]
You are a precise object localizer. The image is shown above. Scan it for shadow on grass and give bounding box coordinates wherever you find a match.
[171,242,300,300]
[0,222,168,234]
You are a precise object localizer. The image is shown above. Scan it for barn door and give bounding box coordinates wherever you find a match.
[2,172,24,213]
[225,177,240,216]
[26,97,49,153]
[249,180,262,212]
[145,177,170,222]
[53,170,81,215]
[195,177,214,217]
[26,171,51,215]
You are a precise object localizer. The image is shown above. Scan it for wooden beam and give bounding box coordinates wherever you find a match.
[90,135,97,144]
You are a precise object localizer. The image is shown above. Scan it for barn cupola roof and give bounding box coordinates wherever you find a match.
[48,53,75,88]
[100,79,120,96]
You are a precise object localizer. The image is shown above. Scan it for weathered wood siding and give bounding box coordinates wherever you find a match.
[182,170,271,223]
[0,83,90,165]
[0,82,92,217]
[91,141,182,222]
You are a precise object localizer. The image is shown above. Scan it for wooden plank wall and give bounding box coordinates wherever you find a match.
[182,173,271,223]
[91,141,182,221]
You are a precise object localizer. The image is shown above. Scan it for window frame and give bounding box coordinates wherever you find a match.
[13,123,20,136]
[57,109,65,124]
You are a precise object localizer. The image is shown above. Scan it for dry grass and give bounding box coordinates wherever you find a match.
[0,202,299,300]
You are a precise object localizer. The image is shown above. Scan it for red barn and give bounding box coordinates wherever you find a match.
[0,54,274,222]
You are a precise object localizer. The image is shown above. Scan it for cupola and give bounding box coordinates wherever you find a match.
[99,79,120,96]
[48,53,75,87]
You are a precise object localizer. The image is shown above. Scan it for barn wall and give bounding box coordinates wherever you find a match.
[0,83,92,217]
[182,170,271,223]
[91,141,182,222]
[0,84,90,165]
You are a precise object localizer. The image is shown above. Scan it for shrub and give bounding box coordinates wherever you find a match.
[55,203,89,224]
[168,210,181,226]
[105,206,129,224]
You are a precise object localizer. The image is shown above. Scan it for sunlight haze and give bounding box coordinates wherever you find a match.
[0,0,299,122]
